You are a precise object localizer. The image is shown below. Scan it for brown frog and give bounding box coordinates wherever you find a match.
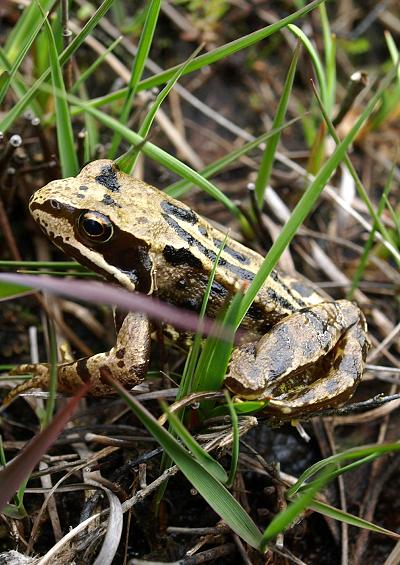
[8,160,369,416]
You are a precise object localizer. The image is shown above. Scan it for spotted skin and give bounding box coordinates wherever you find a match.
[6,160,369,415]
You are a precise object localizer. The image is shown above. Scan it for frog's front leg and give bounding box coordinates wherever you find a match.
[225,300,369,417]
[4,312,151,403]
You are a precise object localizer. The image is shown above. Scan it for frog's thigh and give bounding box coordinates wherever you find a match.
[267,322,367,415]
[226,300,359,398]
[59,311,151,395]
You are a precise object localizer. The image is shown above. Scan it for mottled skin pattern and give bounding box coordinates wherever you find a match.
[7,160,369,416]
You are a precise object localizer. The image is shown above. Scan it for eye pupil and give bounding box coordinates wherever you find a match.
[78,211,113,243]
[50,199,61,210]
[83,218,105,237]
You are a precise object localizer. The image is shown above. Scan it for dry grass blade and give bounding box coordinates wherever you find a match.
[0,385,89,512]
[86,479,123,565]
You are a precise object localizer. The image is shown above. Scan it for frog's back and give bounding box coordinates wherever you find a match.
[30,159,323,330]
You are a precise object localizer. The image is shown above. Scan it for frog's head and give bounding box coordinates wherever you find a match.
[29,160,157,293]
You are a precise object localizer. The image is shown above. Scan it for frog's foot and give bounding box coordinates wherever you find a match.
[225,300,369,417]
[4,364,51,405]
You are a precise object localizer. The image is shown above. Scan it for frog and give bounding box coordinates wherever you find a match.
[7,160,369,416]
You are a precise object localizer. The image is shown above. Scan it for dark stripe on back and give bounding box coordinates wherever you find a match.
[162,213,255,282]
[266,287,296,312]
[161,200,198,224]
[270,270,307,308]
[213,238,251,265]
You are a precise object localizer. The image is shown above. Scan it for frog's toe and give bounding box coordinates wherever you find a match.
[4,365,50,405]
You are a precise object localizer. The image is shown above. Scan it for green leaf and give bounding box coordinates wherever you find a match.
[0,9,48,105]
[310,500,400,539]
[179,235,227,400]
[0,281,34,301]
[225,392,239,488]
[0,0,115,133]
[4,0,56,63]
[109,0,162,159]
[260,465,334,550]
[117,44,203,174]
[162,401,228,484]
[254,43,300,207]
[41,6,79,176]
[234,64,397,327]
[287,442,400,497]
[288,23,327,107]
[108,378,263,550]
[193,292,242,395]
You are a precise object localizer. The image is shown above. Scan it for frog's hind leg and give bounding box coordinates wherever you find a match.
[225,299,368,413]
[267,320,369,416]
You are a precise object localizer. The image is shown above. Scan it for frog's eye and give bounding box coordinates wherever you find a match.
[78,211,114,243]
[49,199,61,210]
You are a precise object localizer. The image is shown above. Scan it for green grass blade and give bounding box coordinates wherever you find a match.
[71,35,123,94]
[300,454,379,492]
[234,65,397,327]
[385,31,400,82]
[310,80,400,267]
[48,88,243,220]
[0,49,38,111]
[287,442,400,497]
[260,465,334,550]
[254,43,300,207]
[108,378,263,550]
[288,23,327,107]
[72,0,325,115]
[162,401,228,484]
[225,392,239,489]
[179,236,227,399]
[310,500,400,539]
[0,281,35,301]
[319,3,336,115]
[166,117,301,199]
[0,0,115,133]
[0,10,48,105]
[117,44,203,174]
[4,0,56,63]
[0,261,79,269]
[348,164,396,298]
[108,0,162,159]
[42,9,79,176]
[210,400,269,417]
[192,292,242,395]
